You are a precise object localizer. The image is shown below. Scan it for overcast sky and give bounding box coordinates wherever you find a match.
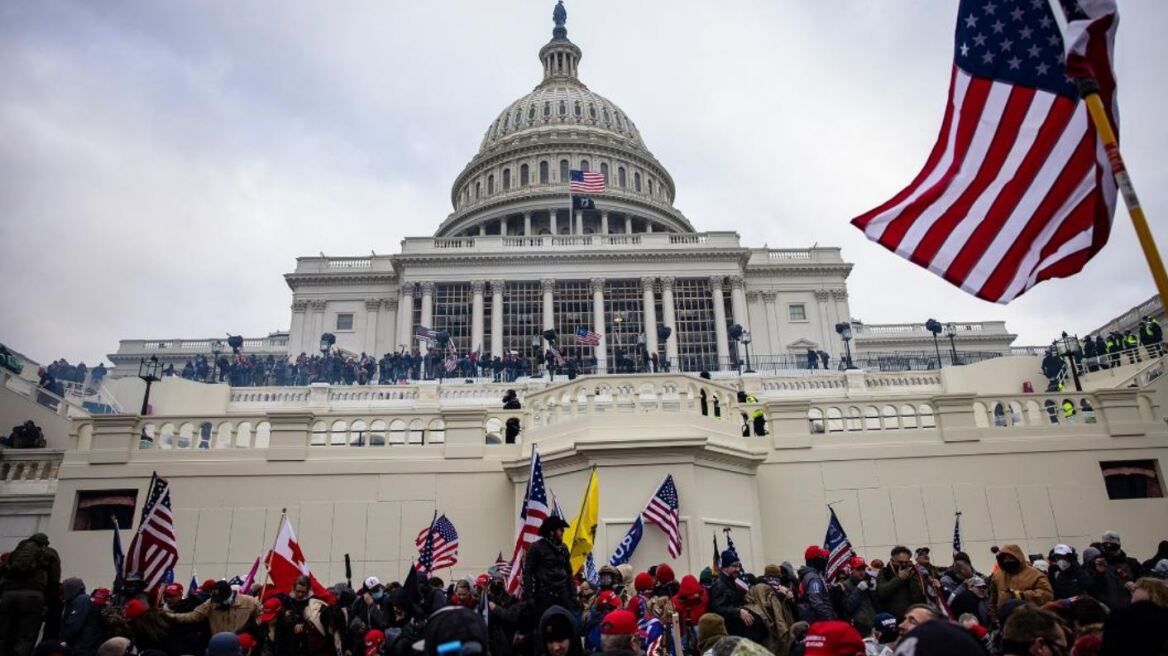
[2,0,1166,365]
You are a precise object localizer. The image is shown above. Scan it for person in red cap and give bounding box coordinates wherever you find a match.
[123,598,169,652]
[363,629,384,656]
[583,590,622,652]
[598,609,641,656]
[837,555,877,636]
[237,632,257,656]
[803,620,864,656]
[799,546,836,622]
[626,573,655,620]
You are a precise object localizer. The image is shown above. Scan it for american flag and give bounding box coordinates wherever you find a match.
[505,446,549,594]
[569,169,606,194]
[415,513,459,572]
[122,472,179,600]
[639,617,668,656]
[852,0,1118,303]
[548,345,566,367]
[823,508,856,581]
[575,327,602,346]
[952,511,963,555]
[642,475,682,558]
[414,326,438,343]
[444,340,458,373]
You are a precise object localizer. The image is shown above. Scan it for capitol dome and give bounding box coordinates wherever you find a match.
[436,2,693,238]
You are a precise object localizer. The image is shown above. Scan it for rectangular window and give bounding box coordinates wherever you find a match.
[554,281,595,368]
[1100,460,1163,499]
[789,304,807,322]
[335,313,354,331]
[432,283,473,352]
[73,489,138,531]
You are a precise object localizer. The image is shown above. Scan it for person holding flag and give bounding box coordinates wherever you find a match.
[523,514,574,633]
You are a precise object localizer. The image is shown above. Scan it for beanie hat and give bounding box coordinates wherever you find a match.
[803,621,864,656]
[696,613,728,654]
[655,564,675,585]
[873,612,898,643]
[1101,530,1121,545]
[720,549,740,569]
[207,633,242,656]
[894,621,986,656]
[634,572,655,592]
[123,598,148,621]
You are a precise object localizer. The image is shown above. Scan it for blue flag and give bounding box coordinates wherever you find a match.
[609,516,644,566]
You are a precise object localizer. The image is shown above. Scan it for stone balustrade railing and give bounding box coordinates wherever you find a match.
[400,232,743,255]
[0,449,64,487]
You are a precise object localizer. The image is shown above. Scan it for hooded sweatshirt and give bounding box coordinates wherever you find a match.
[697,613,728,654]
[535,606,583,656]
[987,544,1053,622]
[60,578,102,656]
[672,575,710,628]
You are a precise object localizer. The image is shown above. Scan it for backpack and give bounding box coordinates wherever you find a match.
[5,539,46,580]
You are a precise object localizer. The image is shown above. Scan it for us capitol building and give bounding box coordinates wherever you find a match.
[2,3,1165,586]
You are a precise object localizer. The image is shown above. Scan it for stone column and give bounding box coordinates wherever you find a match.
[815,290,831,354]
[549,211,558,235]
[624,215,633,234]
[500,217,509,236]
[378,298,397,354]
[471,280,485,353]
[398,283,415,350]
[729,275,749,332]
[363,299,381,354]
[831,289,850,356]
[290,300,308,355]
[591,277,607,373]
[541,279,555,347]
[601,211,609,235]
[420,281,434,355]
[309,300,327,351]
[641,277,659,359]
[710,277,730,368]
[489,280,505,357]
[479,224,486,236]
[660,277,679,368]
[524,212,532,236]
[576,210,584,235]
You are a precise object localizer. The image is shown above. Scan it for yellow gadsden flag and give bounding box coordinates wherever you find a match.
[563,469,599,575]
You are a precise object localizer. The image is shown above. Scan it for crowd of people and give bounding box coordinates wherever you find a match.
[3,526,1168,656]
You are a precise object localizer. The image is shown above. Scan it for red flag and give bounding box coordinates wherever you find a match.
[264,515,331,600]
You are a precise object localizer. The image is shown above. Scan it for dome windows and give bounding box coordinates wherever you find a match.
[559,100,566,117]
[648,178,654,197]
[529,105,537,120]
[543,102,551,118]
[618,167,627,189]
[634,172,642,192]
[580,159,590,172]
[475,182,481,200]
[600,162,609,184]
[502,169,511,191]
[503,113,510,130]
[488,174,495,194]
[539,161,549,184]
[520,164,530,187]
[559,159,569,182]
[589,104,596,119]
[602,107,610,124]
[514,109,522,126]
[574,101,582,118]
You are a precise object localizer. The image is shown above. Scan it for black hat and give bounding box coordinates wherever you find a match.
[539,516,571,538]
[414,607,488,656]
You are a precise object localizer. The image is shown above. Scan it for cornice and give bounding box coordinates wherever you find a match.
[284,272,398,290]
[745,263,854,277]
[392,249,748,268]
[439,189,692,237]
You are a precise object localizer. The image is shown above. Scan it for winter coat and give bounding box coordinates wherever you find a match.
[1143,540,1168,573]
[1048,562,1092,599]
[875,565,926,621]
[987,544,1054,622]
[168,593,261,635]
[60,582,102,656]
[947,587,989,627]
[743,583,793,656]
[796,566,835,623]
[708,573,747,633]
[839,578,877,636]
[671,575,709,628]
[523,537,574,609]
[535,606,583,656]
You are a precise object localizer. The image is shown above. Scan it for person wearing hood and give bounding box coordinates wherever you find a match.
[1047,544,1091,600]
[59,578,102,656]
[166,580,261,636]
[672,575,709,656]
[1142,539,1168,574]
[743,583,794,656]
[875,547,926,623]
[797,546,835,623]
[537,606,584,656]
[987,544,1053,627]
[626,573,655,621]
[709,550,752,637]
[0,532,61,656]
[653,565,679,598]
[696,613,728,655]
[524,516,575,631]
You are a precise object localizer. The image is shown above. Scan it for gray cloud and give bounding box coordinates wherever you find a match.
[2,0,1165,365]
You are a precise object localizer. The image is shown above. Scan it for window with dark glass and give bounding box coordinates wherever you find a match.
[475,182,481,199]
[539,161,549,184]
[634,172,642,192]
[544,102,551,117]
[560,159,569,182]
[618,167,627,189]
[503,169,511,191]
[73,489,137,531]
[1101,460,1164,499]
[520,164,530,187]
[559,100,566,116]
[581,160,590,172]
[574,102,582,117]
[601,163,609,184]
[336,313,354,331]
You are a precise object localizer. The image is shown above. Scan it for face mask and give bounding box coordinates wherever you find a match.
[1056,559,1072,571]
[1001,560,1022,574]
[1102,543,1120,554]
[373,590,386,602]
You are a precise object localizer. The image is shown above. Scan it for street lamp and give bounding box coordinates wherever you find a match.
[1057,334,1084,392]
[835,322,854,370]
[211,340,223,382]
[925,319,943,369]
[138,355,161,415]
[945,322,961,366]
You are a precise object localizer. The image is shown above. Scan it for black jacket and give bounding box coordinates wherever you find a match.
[709,573,748,636]
[60,588,102,656]
[875,566,926,621]
[535,606,584,656]
[523,537,574,606]
[1049,563,1092,599]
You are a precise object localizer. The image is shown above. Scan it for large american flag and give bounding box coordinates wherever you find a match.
[415,514,459,572]
[575,327,602,346]
[823,508,856,581]
[642,475,682,558]
[852,0,1118,303]
[569,170,606,194]
[122,472,179,600]
[505,446,549,595]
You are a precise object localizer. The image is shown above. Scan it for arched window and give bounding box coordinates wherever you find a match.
[580,160,590,172]
[543,102,551,118]
[502,169,511,191]
[618,167,627,189]
[559,100,566,116]
[559,159,569,182]
[475,182,481,199]
[503,113,510,129]
[574,101,582,117]
[539,161,549,184]
[648,179,654,196]
[634,172,642,192]
[529,104,536,120]
[600,163,609,184]
[589,104,597,119]
[487,174,495,194]
[616,113,625,130]
[520,164,530,187]
[602,107,610,124]
[514,109,522,125]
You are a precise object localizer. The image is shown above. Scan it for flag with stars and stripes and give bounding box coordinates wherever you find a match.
[505,446,550,595]
[642,475,683,558]
[569,170,606,194]
[823,508,857,581]
[575,327,602,346]
[853,0,1119,303]
[122,472,179,601]
[415,513,459,572]
[953,512,964,555]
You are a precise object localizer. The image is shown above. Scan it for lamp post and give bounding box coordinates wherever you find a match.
[729,324,744,375]
[945,322,961,366]
[1057,334,1084,392]
[138,355,161,415]
[835,322,854,370]
[925,319,943,369]
[742,330,754,373]
[211,340,223,383]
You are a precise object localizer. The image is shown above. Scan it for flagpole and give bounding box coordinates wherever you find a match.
[258,507,287,602]
[1046,0,1168,304]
